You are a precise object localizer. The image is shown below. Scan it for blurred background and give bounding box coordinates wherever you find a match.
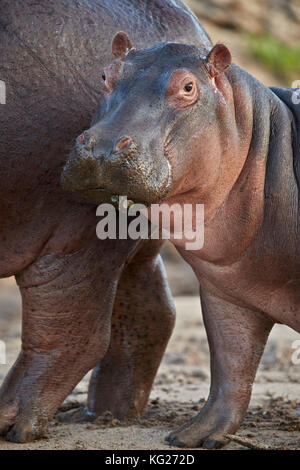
[0,0,300,450]
[187,0,300,87]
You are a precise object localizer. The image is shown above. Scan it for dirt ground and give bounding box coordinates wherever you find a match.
[0,263,300,451]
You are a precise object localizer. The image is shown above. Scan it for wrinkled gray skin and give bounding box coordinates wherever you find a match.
[0,0,211,443]
[62,32,300,448]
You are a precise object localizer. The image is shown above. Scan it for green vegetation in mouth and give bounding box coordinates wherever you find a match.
[111,195,135,209]
[246,33,300,86]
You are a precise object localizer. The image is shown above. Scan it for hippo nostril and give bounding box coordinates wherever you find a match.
[77,133,85,145]
[80,130,96,150]
[115,136,133,152]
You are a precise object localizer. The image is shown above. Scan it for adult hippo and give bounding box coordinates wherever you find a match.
[63,33,300,448]
[0,0,212,443]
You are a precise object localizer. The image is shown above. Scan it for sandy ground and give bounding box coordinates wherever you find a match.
[0,269,300,451]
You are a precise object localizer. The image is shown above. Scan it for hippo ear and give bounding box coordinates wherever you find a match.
[112,31,134,59]
[205,44,231,78]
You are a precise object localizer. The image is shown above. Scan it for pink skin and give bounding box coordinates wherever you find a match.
[77,133,85,145]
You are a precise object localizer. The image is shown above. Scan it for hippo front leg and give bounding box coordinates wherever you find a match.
[87,242,175,419]
[166,287,274,449]
[0,242,121,443]
[58,240,176,423]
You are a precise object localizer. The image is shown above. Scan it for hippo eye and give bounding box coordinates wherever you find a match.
[102,72,106,81]
[184,82,193,93]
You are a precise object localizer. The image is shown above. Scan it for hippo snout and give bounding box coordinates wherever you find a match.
[61,131,172,206]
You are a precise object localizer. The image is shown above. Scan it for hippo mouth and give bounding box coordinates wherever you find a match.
[75,187,138,208]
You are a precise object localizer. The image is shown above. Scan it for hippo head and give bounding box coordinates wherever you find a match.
[61,32,232,206]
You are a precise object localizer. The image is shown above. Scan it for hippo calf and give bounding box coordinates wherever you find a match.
[63,32,300,448]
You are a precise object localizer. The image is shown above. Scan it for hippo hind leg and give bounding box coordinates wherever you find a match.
[166,287,274,449]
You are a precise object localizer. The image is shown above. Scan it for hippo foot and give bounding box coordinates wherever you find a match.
[0,401,45,443]
[5,422,41,443]
[165,404,241,449]
[55,405,96,424]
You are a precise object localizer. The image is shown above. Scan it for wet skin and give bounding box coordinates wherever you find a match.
[0,0,211,443]
[64,33,300,448]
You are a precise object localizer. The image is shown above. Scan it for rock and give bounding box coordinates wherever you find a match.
[186,0,300,46]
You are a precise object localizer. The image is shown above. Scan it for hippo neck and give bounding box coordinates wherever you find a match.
[184,66,283,266]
